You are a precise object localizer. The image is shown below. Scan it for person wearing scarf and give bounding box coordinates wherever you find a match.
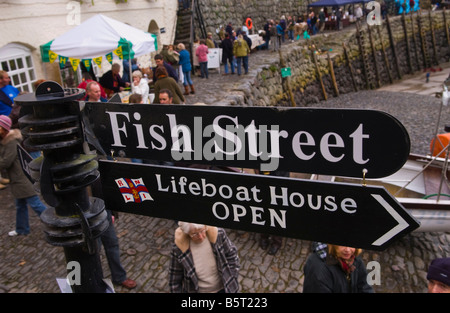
[303,244,374,293]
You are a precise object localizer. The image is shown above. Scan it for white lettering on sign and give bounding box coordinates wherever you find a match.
[154,173,358,230]
[106,112,370,172]
[269,186,357,214]
[292,123,369,164]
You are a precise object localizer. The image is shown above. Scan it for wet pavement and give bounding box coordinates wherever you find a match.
[1,40,450,294]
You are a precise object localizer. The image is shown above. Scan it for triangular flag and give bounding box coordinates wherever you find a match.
[69,58,80,71]
[59,56,68,69]
[40,40,54,63]
[82,59,91,72]
[303,31,310,40]
[93,56,102,68]
[49,50,58,64]
[106,52,113,64]
[113,46,123,59]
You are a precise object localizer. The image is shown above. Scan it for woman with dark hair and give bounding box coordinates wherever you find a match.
[303,244,374,293]
[152,66,185,104]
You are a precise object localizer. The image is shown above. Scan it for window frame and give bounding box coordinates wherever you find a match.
[0,43,37,93]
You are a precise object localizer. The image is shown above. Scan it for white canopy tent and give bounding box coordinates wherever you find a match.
[40,14,157,84]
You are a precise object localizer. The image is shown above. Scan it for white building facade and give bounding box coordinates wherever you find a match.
[0,0,179,90]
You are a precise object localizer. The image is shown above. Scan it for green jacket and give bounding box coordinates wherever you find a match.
[233,39,250,57]
[153,76,185,104]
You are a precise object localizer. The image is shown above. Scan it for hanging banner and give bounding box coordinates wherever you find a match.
[113,46,123,60]
[69,57,80,71]
[106,52,113,64]
[59,56,68,69]
[93,56,102,68]
[118,37,134,60]
[48,50,58,64]
[82,59,92,72]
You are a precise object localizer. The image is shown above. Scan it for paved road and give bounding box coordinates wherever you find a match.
[1,42,450,294]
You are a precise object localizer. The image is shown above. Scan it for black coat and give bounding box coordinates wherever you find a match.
[263,23,271,40]
[221,38,234,62]
[152,62,179,83]
[303,252,375,293]
[99,70,126,93]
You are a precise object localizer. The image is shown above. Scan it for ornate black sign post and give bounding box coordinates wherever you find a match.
[15,82,110,293]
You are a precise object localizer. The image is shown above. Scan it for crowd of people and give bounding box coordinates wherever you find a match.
[57,11,356,106]
[1,66,450,293]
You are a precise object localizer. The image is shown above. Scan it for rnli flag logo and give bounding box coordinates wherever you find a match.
[115,178,154,203]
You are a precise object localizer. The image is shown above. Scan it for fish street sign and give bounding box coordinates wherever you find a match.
[99,160,420,251]
[83,103,410,179]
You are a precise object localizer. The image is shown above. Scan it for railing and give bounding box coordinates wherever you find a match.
[194,0,207,39]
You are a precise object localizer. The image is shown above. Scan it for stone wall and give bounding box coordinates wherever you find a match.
[223,10,450,107]
[196,0,307,36]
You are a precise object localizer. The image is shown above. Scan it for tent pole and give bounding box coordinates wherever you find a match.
[129,56,132,91]
[129,42,132,94]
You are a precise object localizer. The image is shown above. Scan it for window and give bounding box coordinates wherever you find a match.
[0,43,37,93]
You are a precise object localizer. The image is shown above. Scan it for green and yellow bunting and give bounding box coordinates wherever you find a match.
[59,56,68,69]
[93,56,102,68]
[48,50,58,63]
[41,39,138,72]
[82,59,91,72]
[113,46,123,59]
[106,52,113,64]
[69,58,80,71]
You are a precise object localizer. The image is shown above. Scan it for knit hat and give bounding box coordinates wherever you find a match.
[0,115,11,132]
[427,258,450,287]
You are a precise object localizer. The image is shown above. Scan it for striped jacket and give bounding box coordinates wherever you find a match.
[169,227,240,293]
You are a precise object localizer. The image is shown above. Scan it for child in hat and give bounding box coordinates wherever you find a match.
[0,115,47,236]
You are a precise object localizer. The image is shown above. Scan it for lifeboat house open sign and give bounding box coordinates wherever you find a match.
[99,160,419,251]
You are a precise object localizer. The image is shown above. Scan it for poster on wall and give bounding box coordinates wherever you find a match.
[207,48,222,72]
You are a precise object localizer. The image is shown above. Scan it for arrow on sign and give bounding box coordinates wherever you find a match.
[370,194,409,247]
[98,161,420,251]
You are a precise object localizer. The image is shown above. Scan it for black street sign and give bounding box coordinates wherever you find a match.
[84,103,410,179]
[99,160,420,251]
[17,145,34,183]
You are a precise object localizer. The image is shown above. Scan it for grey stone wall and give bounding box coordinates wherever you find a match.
[196,0,307,36]
[241,11,450,107]
[192,2,449,108]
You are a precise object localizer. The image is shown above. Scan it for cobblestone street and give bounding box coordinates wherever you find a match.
[1,41,450,294]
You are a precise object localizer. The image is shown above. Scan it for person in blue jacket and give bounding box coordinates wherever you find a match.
[0,70,19,116]
[177,43,195,95]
